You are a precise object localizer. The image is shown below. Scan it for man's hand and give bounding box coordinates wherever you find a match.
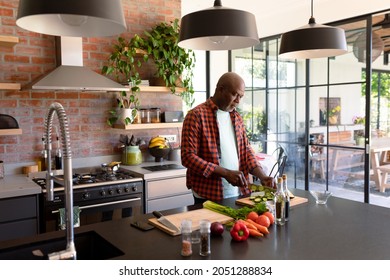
[225,170,248,188]
[260,176,277,189]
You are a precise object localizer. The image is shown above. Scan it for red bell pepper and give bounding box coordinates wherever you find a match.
[230,221,249,241]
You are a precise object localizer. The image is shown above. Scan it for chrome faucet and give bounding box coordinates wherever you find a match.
[44,102,76,260]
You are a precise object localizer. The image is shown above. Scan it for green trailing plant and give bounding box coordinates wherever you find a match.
[102,19,196,112]
[143,19,196,108]
[102,36,145,126]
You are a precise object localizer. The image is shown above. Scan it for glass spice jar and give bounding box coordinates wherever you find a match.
[150,107,161,123]
[181,219,192,257]
[140,109,151,123]
[199,219,211,256]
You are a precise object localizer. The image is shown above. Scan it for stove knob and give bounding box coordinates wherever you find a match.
[116,188,122,194]
[132,186,138,192]
[100,190,106,196]
[124,187,129,193]
[82,192,90,200]
[108,189,113,195]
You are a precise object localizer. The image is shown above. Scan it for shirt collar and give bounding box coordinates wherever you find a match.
[206,97,237,114]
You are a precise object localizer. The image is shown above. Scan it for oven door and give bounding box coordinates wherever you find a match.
[40,193,143,233]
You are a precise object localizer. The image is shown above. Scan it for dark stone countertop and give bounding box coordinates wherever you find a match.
[1,189,390,260]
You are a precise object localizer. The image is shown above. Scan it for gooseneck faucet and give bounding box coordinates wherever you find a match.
[44,102,76,260]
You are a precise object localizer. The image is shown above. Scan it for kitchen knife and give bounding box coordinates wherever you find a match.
[152,211,180,233]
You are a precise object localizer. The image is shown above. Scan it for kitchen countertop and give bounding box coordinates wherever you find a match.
[121,160,186,180]
[0,159,185,199]
[0,174,41,199]
[1,189,390,260]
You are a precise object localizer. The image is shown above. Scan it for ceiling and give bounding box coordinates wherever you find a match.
[182,1,390,38]
[340,13,390,56]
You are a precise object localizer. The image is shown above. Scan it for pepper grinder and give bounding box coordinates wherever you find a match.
[199,219,211,256]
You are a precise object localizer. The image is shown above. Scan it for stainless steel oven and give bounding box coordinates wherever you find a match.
[32,167,144,233]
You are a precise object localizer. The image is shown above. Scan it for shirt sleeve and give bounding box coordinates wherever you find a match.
[181,109,218,178]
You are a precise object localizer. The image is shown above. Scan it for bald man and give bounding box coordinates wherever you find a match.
[181,72,275,203]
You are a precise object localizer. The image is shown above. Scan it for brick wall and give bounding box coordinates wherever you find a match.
[0,0,183,166]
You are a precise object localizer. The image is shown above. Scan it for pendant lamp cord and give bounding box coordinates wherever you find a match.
[214,0,222,7]
[308,0,316,24]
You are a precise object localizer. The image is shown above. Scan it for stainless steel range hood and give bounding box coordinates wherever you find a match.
[24,36,128,92]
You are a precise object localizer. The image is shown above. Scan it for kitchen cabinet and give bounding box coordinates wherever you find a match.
[145,175,193,213]
[0,36,21,91]
[0,194,40,242]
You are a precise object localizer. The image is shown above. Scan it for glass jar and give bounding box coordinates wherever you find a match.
[122,145,142,165]
[150,107,161,123]
[181,219,192,257]
[199,219,211,256]
[140,109,151,123]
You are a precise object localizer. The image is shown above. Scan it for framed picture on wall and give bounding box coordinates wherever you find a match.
[319,97,341,125]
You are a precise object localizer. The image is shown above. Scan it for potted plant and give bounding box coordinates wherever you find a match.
[142,19,196,108]
[102,36,145,126]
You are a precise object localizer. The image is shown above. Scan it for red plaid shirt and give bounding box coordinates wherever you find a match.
[181,98,261,201]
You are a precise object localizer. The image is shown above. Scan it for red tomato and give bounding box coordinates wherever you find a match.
[262,211,275,225]
[246,211,259,222]
[255,215,271,228]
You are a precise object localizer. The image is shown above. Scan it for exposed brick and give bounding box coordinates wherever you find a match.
[4,54,29,63]
[0,7,12,16]
[31,92,56,99]
[0,0,183,166]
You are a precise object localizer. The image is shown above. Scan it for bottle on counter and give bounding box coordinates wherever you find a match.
[55,136,63,170]
[199,219,211,256]
[181,219,192,257]
[274,177,286,226]
[282,173,290,222]
[37,136,47,171]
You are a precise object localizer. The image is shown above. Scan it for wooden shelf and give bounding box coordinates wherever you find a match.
[0,35,19,48]
[0,129,22,136]
[137,86,184,93]
[0,83,21,90]
[113,122,183,130]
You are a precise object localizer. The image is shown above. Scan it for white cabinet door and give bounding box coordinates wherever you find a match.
[145,176,194,213]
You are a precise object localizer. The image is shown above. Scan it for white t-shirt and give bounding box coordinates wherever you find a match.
[217,109,240,198]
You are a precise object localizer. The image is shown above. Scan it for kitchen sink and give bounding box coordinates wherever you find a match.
[142,163,185,171]
[0,231,124,260]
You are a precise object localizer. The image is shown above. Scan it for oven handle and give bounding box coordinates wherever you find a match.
[51,197,141,214]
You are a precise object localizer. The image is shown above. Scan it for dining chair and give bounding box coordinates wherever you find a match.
[269,154,288,178]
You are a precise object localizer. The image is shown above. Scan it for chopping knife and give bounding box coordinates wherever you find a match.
[152,211,180,233]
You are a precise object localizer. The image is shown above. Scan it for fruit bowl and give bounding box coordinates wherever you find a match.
[148,146,171,162]
[310,190,332,205]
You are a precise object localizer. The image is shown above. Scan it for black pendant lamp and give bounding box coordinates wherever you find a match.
[178,0,259,51]
[16,0,126,37]
[279,0,347,59]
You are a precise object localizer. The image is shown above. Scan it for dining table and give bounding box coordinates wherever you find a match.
[370,137,390,192]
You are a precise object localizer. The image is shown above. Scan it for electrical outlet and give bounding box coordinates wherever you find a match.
[159,134,177,142]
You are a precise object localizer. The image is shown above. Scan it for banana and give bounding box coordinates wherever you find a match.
[149,136,165,144]
[149,141,166,148]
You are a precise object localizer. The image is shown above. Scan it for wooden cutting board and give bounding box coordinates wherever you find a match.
[148,208,234,236]
[236,195,308,207]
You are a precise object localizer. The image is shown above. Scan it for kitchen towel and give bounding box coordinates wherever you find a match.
[58,206,81,230]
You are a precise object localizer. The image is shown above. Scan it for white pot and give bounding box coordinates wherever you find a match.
[118,108,136,125]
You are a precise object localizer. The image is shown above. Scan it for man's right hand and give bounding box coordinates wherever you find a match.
[224,169,248,188]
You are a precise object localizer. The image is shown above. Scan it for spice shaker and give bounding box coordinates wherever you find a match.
[181,219,192,257]
[199,219,211,256]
